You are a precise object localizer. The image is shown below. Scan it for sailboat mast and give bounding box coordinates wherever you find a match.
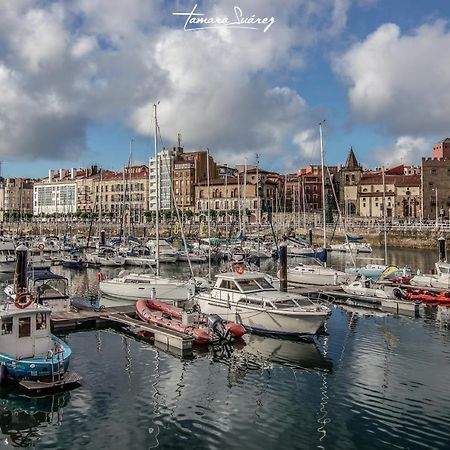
[319,120,326,248]
[243,158,247,237]
[225,164,228,239]
[154,103,160,276]
[128,138,133,237]
[206,148,211,280]
[382,166,388,265]
[256,154,260,258]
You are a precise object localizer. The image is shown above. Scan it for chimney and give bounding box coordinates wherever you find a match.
[71,168,75,180]
[48,169,53,182]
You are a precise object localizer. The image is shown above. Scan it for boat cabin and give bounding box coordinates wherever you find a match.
[27,271,70,311]
[0,307,52,359]
[213,272,276,294]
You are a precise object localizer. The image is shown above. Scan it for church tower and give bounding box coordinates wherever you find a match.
[339,147,362,215]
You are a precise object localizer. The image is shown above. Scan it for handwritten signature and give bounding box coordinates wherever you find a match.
[173,4,275,33]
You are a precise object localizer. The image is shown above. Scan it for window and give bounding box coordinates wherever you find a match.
[19,317,31,338]
[219,280,239,291]
[36,313,47,330]
[1,317,13,335]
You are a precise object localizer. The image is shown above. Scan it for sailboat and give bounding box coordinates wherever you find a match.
[287,121,350,286]
[99,104,203,302]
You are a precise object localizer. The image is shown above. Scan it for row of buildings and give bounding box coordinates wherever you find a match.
[1,139,450,223]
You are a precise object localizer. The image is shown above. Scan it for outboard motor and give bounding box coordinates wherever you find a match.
[207,314,231,342]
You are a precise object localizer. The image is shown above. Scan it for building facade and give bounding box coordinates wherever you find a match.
[421,157,450,220]
[0,178,34,221]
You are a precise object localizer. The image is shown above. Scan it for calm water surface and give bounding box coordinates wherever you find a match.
[0,247,449,449]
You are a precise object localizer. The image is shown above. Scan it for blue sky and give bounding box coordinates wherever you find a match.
[1,0,450,178]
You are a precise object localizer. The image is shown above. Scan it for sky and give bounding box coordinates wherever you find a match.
[1,0,450,178]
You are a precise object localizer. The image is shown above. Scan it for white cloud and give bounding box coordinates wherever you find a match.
[335,21,450,136]
[0,0,352,163]
[373,135,432,166]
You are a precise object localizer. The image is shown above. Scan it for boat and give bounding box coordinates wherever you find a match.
[341,279,404,299]
[0,239,16,273]
[145,240,178,263]
[61,254,87,270]
[177,249,207,263]
[329,242,372,253]
[401,288,450,305]
[122,245,156,267]
[0,302,73,384]
[4,270,71,313]
[98,270,206,302]
[410,262,450,289]
[136,299,245,345]
[194,270,331,336]
[286,262,353,286]
[85,247,126,267]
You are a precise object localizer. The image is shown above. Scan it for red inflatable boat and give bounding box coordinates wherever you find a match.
[135,299,246,345]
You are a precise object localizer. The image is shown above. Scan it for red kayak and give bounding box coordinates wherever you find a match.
[136,299,210,344]
[145,299,246,338]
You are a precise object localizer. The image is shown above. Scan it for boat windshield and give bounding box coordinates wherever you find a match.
[237,279,264,292]
[272,299,299,308]
[255,278,275,290]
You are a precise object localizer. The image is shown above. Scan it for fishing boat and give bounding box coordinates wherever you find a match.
[194,270,330,336]
[0,302,74,385]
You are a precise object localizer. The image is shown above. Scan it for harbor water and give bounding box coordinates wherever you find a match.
[0,247,449,449]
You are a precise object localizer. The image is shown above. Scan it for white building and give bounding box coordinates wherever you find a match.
[33,170,77,215]
[149,148,176,211]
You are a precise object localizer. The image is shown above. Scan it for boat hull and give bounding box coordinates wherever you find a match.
[0,336,71,382]
[99,280,192,301]
[195,297,327,335]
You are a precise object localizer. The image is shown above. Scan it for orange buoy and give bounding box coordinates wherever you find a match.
[15,292,34,309]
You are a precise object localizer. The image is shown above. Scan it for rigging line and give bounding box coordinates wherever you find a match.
[155,121,195,278]
[325,165,356,268]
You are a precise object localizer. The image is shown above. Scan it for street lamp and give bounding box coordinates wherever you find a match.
[432,188,438,227]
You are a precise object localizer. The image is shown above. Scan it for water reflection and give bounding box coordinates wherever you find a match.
[210,334,332,383]
[0,388,70,448]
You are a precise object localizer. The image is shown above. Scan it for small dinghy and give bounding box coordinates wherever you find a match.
[135,299,246,345]
[70,296,103,311]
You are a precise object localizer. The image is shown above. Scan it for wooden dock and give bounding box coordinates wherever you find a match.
[51,305,194,354]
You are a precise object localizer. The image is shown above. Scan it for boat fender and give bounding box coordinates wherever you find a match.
[14,292,33,309]
[393,288,405,300]
[97,271,104,282]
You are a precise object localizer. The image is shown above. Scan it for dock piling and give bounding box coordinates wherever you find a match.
[279,241,288,292]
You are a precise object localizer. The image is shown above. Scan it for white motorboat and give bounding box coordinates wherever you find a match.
[410,262,450,289]
[0,239,16,273]
[341,279,403,299]
[98,270,205,302]
[194,271,330,336]
[122,245,156,267]
[287,263,353,286]
[177,249,207,263]
[85,247,125,267]
[146,240,178,263]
